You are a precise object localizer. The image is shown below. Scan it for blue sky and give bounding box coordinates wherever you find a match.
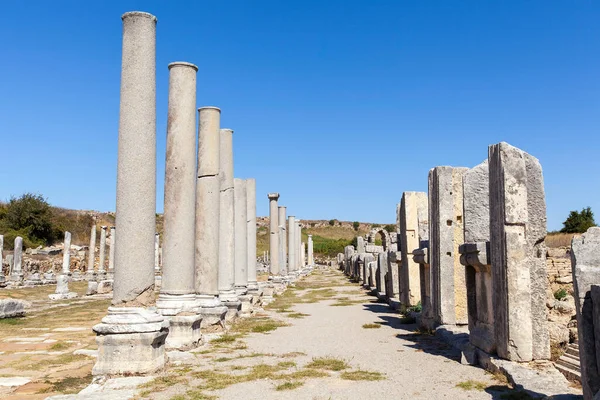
[0,1,598,231]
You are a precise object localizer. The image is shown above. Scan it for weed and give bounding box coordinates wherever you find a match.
[340,370,385,381]
[306,357,349,371]
[362,324,381,329]
[554,288,568,300]
[456,380,489,391]
[275,381,304,391]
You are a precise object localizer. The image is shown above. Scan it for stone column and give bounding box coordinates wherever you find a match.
[296,221,302,270]
[219,128,240,317]
[308,235,314,266]
[288,216,296,275]
[93,11,167,376]
[195,106,222,310]
[268,193,280,276]
[108,227,115,279]
[0,235,4,283]
[234,178,248,295]
[278,206,287,275]
[97,226,107,280]
[428,166,468,327]
[399,191,427,307]
[50,232,77,300]
[87,225,97,280]
[246,179,259,292]
[156,62,202,349]
[489,142,549,362]
[11,236,24,283]
[301,242,306,268]
[154,233,160,273]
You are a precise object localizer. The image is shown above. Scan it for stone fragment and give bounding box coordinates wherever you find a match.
[0,299,29,318]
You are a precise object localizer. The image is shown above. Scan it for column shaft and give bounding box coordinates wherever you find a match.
[288,216,296,272]
[278,206,287,275]
[246,179,258,290]
[234,178,248,294]
[268,193,280,275]
[218,129,237,300]
[62,232,72,274]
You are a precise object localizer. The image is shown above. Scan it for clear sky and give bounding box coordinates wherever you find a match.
[0,1,598,231]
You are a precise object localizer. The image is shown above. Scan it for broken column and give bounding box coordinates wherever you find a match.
[428,166,468,327]
[288,216,297,275]
[308,235,314,266]
[572,227,600,399]
[155,61,202,349]
[489,142,549,361]
[97,226,107,280]
[50,232,77,300]
[10,236,24,283]
[268,193,280,276]
[87,225,97,280]
[195,106,227,326]
[278,206,287,275]
[458,161,494,353]
[92,11,167,376]
[219,128,240,317]
[399,192,427,307]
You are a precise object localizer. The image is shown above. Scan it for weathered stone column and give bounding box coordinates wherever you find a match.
[428,166,468,327]
[154,232,160,273]
[376,252,388,298]
[10,236,24,283]
[234,178,248,295]
[92,11,167,376]
[308,235,314,266]
[572,227,600,399]
[489,142,549,361]
[97,226,107,280]
[288,216,296,274]
[246,179,259,292]
[87,225,97,280]
[195,107,222,310]
[458,161,493,354]
[297,221,303,270]
[0,235,4,283]
[108,227,115,279]
[50,232,77,300]
[219,128,240,318]
[156,62,202,349]
[268,193,280,276]
[278,206,287,275]
[301,242,306,268]
[399,192,427,307]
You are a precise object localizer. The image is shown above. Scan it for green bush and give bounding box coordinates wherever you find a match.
[312,235,352,257]
[554,288,568,300]
[328,219,336,226]
[384,224,396,233]
[353,221,360,231]
[560,207,596,233]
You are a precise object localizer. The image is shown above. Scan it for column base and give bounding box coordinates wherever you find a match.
[9,272,24,285]
[25,273,43,286]
[234,285,248,296]
[164,314,202,350]
[86,280,99,295]
[196,294,222,308]
[97,280,114,294]
[238,294,254,316]
[97,271,107,281]
[247,281,259,292]
[221,300,241,322]
[156,293,199,315]
[199,306,228,331]
[49,292,77,300]
[219,289,239,303]
[71,270,84,281]
[49,274,77,300]
[92,307,169,376]
[85,271,97,281]
[43,272,57,284]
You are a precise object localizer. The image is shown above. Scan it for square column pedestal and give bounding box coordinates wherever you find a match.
[93,307,169,375]
[156,294,203,350]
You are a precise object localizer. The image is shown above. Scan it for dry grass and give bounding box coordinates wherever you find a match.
[456,380,489,391]
[340,370,385,381]
[275,381,304,391]
[362,323,381,329]
[305,357,349,371]
[546,233,578,248]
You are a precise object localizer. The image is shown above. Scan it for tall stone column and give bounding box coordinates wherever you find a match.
[87,225,97,280]
[97,226,107,280]
[399,191,427,307]
[219,128,240,318]
[93,11,167,376]
[278,206,287,275]
[246,179,259,292]
[156,62,202,349]
[288,216,296,274]
[234,178,248,295]
[195,106,222,309]
[0,235,4,283]
[268,193,280,276]
[308,235,314,266]
[154,233,160,273]
[50,232,77,300]
[489,142,549,362]
[108,227,115,279]
[297,221,303,270]
[301,242,306,268]
[11,236,24,283]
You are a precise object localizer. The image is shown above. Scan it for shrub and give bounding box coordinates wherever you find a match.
[328,219,336,226]
[353,221,360,231]
[384,224,396,233]
[554,288,568,300]
[561,207,596,233]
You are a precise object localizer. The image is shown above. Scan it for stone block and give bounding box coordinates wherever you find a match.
[0,299,29,318]
[399,191,427,306]
[164,314,202,350]
[97,280,114,294]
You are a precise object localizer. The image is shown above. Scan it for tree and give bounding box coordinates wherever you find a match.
[560,207,596,233]
[0,193,59,247]
[384,224,396,233]
[353,221,360,231]
[328,219,336,226]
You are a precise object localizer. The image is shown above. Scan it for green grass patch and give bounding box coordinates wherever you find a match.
[456,380,489,391]
[340,370,385,381]
[306,357,349,371]
[275,381,304,391]
[287,312,310,319]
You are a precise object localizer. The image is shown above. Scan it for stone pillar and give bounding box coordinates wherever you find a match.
[288,216,296,274]
[155,62,202,349]
[489,142,549,361]
[0,235,4,283]
[428,166,468,327]
[301,242,306,269]
[308,235,314,266]
[97,226,107,280]
[246,179,258,292]
[93,11,167,376]
[376,252,388,298]
[154,233,160,273]
[195,106,225,323]
[572,227,600,399]
[458,161,493,354]
[108,227,115,279]
[234,178,248,295]
[268,193,280,276]
[357,236,365,254]
[297,221,303,270]
[10,236,24,283]
[278,206,287,275]
[87,225,97,280]
[50,232,77,300]
[219,128,240,317]
[399,192,427,306]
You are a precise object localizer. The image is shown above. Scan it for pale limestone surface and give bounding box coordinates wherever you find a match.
[489,142,549,362]
[234,178,248,294]
[246,179,258,291]
[278,206,287,274]
[218,129,237,301]
[399,191,427,306]
[268,193,280,275]
[113,11,157,304]
[196,107,221,303]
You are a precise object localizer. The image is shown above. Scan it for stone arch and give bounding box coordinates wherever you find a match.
[367,228,390,251]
